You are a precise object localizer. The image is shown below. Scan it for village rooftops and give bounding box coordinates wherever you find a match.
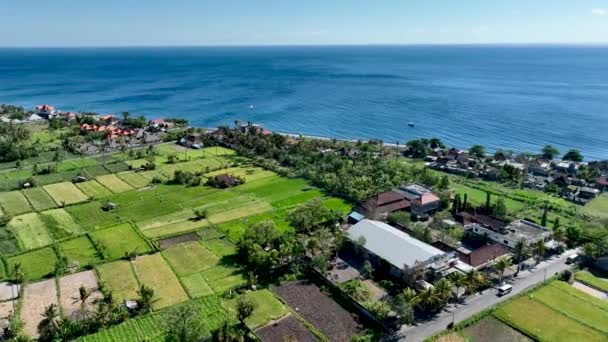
[359,191,410,216]
[347,219,446,269]
[459,243,509,268]
[36,104,55,112]
[505,219,551,240]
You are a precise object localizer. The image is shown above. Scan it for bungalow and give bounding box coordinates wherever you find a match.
[466,219,552,249]
[35,104,57,119]
[346,220,457,281]
[182,133,202,148]
[357,191,410,218]
[529,159,551,177]
[397,184,441,217]
[458,244,509,270]
[555,161,579,175]
[579,187,600,200]
[552,174,571,188]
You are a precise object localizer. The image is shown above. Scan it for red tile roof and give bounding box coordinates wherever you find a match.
[36,104,55,111]
[99,114,116,120]
[417,193,440,205]
[460,244,509,268]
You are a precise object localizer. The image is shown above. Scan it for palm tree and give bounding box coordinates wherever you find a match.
[38,304,60,340]
[513,238,528,276]
[418,287,442,313]
[434,278,453,304]
[136,284,158,314]
[449,272,467,299]
[464,270,481,294]
[534,240,546,264]
[494,256,512,284]
[72,285,92,320]
[400,288,419,306]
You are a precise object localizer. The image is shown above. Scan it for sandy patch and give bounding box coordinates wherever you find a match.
[21,279,58,337]
[58,270,103,320]
[0,300,17,319]
[0,282,20,302]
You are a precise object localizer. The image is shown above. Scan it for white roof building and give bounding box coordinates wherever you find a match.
[347,220,455,273]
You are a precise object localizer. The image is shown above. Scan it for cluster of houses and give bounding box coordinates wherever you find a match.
[425,147,606,205]
[344,184,555,290]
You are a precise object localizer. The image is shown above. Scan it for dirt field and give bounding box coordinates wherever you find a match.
[21,279,58,337]
[58,270,103,320]
[463,317,532,342]
[256,315,319,342]
[274,280,363,342]
[0,300,17,319]
[158,232,200,249]
[0,282,20,302]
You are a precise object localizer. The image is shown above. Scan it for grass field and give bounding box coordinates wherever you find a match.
[7,247,58,280]
[67,201,123,231]
[180,273,215,298]
[60,236,102,268]
[90,224,152,260]
[95,174,134,193]
[39,208,83,240]
[494,281,608,342]
[132,253,188,310]
[96,260,140,302]
[8,213,53,250]
[201,263,245,294]
[75,180,113,199]
[43,182,89,205]
[22,188,57,211]
[575,271,608,292]
[582,193,608,219]
[450,182,524,211]
[224,290,288,329]
[161,242,218,276]
[116,171,150,189]
[79,295,231,342]
[0,191,33,215]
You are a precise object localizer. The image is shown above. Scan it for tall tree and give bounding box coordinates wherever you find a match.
[136,284,157,314]
[562,149,583,162]
[541,145,560,160]
[485,191,491,212]
[534,240,546,264]
[540,203,549,227]
[553,217,560,230]
[513,238,528,276]
[494,256,512,284]
[38,304,61,341]
[235,296,256,326]
[493,197,507,219]
[434,278,453,305]
[462,193,468,211]
[164,303,205,342]
[449,272,467,299]
[72,285,92,320]
[468,144,485,158]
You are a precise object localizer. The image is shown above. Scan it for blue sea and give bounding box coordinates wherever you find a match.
[1,45,607,160]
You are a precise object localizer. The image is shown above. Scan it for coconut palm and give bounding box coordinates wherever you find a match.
[464,270,482,294]
[494,256,512,284]
[434,278,453,304]
[513,238,528,276]
[449,272,467,299]
[136,284,158,314]
[534,240,546,264]
[72,285,92,320]
[38,304,60,341]
[417,287,442,313]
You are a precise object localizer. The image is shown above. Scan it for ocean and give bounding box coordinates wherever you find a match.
[0,45,607,160]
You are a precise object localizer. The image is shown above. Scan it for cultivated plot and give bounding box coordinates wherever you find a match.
[60,236,102,268]
[117,171,150,189]
[39,208,84,240]
[0,191,33,215]
[21,279,58,337]
[75,180,113,198]
[90,223,152,260]
[96,260,139,302]
[257,315,319,342]
[8,213,53,250]
[95,174,134,193]
[132,253,188,310]
[180,273,214,298]
[67,201,123,231]
[161,241,218,276]
[22,188,57,211]
[7,247,58,281]
[59,270,103,320]
[43,182,89,205]
[224,290,288,329]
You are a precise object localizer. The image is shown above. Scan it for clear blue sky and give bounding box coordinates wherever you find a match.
[2,0,608,46]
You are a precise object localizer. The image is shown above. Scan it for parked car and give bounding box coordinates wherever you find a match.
[566,253,579,264]
[497,283,512,296]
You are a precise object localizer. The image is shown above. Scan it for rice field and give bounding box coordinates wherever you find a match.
[180,273,214,298]
[90,223,153,260]
[7,247,58,280]
[22,188,57,211]
[96,260,140,302]
[60,236,102,268]
[132,253,188,310]
[161,242,218,276]
[67,201,123,231]
[0,191,33,215]
[116,171,150,189]
[95,174,134,193]
[75,180,113,198]
[39,208,84,240]
[224,290,288,329]
[43,182,89,205]
[7,213,53,250]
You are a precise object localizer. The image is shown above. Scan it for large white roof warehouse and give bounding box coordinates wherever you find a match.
[347,219,446,269]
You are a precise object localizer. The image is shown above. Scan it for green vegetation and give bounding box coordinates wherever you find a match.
[95,174,134,193]
[67,201,123,230]
[132,253,189,310]
[161,242,218,276]
[116,171,150,188]
[43,181,89,205]
[582,194,608,219]
[224,290,288,329]
[59,236,102,268]
[0,190,33,215]
[22,187,57,211]
[96,260,140,302]
[40,208,83,240]
[75,180,113,198]
[8,213,53,250]
[575,271,608,292]
[7,246,58,280]
[180,273,214,298]
[90,223,152,260]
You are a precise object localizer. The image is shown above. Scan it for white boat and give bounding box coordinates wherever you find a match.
[408,122,415,127]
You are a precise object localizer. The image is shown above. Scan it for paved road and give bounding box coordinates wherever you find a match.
[398,249,579,342]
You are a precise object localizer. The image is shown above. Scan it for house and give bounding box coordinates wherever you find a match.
[552,174,571,188]
[239,122,264,134]
[99,114,118,126]
[579,187,600,200]
[35,104,57,119]
[529,159,551,177]
[466,219,552,249]
[457,212,508,232]
[210,174,242,188]
[346,220,457,280]
[458,244,509,270]
[555,161,579,175]
[357,191,410,218]
[183,133,202,148]
[397,184,441,217]
[597,176,608,191]
[143,132,163,144]
[27,114,44,122]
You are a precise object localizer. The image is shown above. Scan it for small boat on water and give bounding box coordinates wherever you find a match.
[408,122,415,127]
[249,105,254,110]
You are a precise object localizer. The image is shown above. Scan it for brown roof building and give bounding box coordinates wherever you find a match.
[459,244,509,269]
[359,191,410,217]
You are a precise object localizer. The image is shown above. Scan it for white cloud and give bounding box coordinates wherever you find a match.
[591,8,607,16]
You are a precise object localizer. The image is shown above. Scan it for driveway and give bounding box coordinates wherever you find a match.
[397,249,579,341]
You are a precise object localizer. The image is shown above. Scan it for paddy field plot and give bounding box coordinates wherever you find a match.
[180,273,214,298]
[0,226,20,255]
[201,237,237,259]
[75,180,113,198]
[58,270,103,320]
[67,201,123,231]
[0,190,33,215]
[116,171,150,189]
[201,263,245,294]
[90,223,152,260]
[96,260,139,302]
[132,253,188,310]
[225,290,288,329]
[161,241,218,276]
[39,208,83,240]
[575,271,608,292]
[60,236,102,268]
[95,174,134,193]
[22,188,57,211]
[7,247,58,280]
[7,213,53,250]
[43,181,89,205]
[21,279,58,337]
